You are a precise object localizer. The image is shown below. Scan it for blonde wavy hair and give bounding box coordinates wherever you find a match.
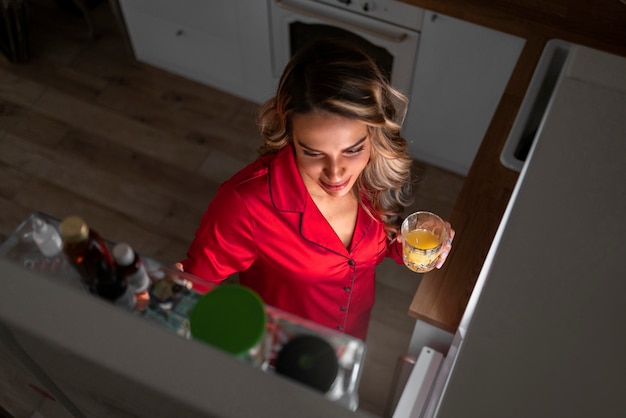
[258,39,413,240]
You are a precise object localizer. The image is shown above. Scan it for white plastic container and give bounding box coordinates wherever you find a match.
[32,216,63,257]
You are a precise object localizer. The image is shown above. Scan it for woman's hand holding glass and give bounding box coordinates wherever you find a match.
[398,211,455,273]
[436,221,455,269]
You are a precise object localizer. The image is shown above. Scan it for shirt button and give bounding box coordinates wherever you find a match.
[337,326,344,331]
[340,306,347,311]
[344,286,350,292]
[348,259,356,266]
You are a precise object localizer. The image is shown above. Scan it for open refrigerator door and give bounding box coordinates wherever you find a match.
[0,212,369,418]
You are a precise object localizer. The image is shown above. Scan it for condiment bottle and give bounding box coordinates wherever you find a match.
[59,216,115,292]
[112,243,151,311]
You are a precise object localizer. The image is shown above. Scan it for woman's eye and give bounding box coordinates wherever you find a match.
[346,146,365,155]
[303,150,321,157]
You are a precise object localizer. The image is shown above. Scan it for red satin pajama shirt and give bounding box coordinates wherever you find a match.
[181,145,403,340]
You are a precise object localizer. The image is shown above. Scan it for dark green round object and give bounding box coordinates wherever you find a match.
[274,334,339,393]
[189,285,266,357]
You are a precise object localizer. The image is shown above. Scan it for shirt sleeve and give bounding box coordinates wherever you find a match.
[386,236,404,265]
[180,183,258,291]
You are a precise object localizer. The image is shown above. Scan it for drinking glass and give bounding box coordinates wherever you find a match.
[401,211,446,273]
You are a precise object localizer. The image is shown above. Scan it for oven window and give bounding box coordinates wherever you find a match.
[289,22,394,83]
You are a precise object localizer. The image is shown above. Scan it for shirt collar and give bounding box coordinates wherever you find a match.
[268,145,377,254]
[268,145,308,212]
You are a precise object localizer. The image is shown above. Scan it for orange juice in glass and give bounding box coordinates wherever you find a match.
[401,211,446,273]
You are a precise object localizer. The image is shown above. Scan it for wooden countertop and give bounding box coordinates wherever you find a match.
[401,0,626,333]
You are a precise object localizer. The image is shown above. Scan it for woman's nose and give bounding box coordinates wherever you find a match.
[324,158,344,180]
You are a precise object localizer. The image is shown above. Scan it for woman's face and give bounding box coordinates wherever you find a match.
[291,111,371,199]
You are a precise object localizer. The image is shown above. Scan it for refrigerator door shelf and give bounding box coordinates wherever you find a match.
[0,212,366,412]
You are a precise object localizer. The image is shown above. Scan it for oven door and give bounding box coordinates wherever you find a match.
[269,0,421,94]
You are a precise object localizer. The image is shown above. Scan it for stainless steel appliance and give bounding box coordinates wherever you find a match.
[268,0,423,94]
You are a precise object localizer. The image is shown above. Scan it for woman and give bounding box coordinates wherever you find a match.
[179,39,454,340]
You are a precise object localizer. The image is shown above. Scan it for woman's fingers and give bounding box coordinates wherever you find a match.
[174,262,184,271]
[436,222,455,269]
[444,222,455,243]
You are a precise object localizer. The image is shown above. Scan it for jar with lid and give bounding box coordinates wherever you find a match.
[189,285,267,367]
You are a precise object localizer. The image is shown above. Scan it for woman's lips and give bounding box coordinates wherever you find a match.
[321,179,350,192]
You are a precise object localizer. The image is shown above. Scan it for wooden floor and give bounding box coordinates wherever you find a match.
[0,2,464,416]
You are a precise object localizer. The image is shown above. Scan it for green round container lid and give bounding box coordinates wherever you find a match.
[189,285,267,357]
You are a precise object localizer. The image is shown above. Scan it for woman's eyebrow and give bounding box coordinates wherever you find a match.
[295,136,368,152]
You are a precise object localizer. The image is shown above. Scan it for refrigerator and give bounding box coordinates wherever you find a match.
[393,43,626,417]
[0,213,371,418]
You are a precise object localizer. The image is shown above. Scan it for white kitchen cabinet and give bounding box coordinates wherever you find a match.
[403,11,525,175]
[117,0,275,104]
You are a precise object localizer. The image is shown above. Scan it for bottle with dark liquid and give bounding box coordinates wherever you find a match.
[59,216,115,292]
[95,258,136,311]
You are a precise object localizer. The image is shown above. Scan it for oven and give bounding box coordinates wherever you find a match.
[268,0,424,95]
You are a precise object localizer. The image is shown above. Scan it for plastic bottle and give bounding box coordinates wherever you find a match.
[32,216,63,257]
[112,243,151,311]
[59,216,115,292]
